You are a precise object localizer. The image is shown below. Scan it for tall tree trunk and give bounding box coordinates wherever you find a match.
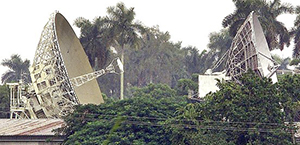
[120,47,124,100]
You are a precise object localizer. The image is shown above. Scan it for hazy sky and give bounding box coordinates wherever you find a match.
[0,0,299,80]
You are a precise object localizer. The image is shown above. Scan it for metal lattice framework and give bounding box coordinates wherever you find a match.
[16,12,122,119]
[225,12,278,83]
[70,58,123,87]
[29,12,78,118]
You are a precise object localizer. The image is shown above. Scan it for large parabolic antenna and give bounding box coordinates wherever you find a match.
[225,11,278,83]
[198,12,278,99]
[28,12,104,118]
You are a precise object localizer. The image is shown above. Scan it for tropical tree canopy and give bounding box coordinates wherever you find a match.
[168,70,297,144]
[106,2,145,49]
[1,54,31,84]
[125,26,188,88]
[60,71,299,144]
[223,0,293,50]
[74,3,239,99]
[74,16,112,69]
[106,2,145,100]
[0,85,9,118]
[291,6,300,58]
[207,28,233,72]
[60,83,187,145]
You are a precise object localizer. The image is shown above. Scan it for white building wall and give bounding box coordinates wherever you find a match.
[198,74,229,98]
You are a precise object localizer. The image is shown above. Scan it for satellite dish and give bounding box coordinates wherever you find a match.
[225,11,278,83]
[29,12,103,118]
[197,12,279,100]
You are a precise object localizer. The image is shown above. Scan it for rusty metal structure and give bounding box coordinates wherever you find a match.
[225,11,278,83]
[9,12,122,119]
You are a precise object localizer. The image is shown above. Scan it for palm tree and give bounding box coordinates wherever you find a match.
[291,6,300,58]
[74,16,112,69]
[222,0,293,51]
[106,2,145,99]
[1,54,31,84]
[207,29,233,72]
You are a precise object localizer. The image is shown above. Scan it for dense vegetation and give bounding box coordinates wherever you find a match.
[0,85,9,118]
[75,6,233,98]
[74,0,300,99]
[1,0,300,144]
[61,84,187,144]
[59,1,300,144]
[61,71,300,144]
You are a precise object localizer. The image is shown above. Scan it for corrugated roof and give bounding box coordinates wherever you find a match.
[0,119,64,136]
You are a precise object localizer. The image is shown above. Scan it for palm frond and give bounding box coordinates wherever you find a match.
[293,29,300,58]
[224,0,292,51]
[1,70,16,84]
[294,15,300,27]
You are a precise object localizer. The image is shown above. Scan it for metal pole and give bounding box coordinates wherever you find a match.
[120,51,124,100]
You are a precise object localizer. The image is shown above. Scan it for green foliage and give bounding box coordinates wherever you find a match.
[203,71,285,129]
[102,93,115,103]
[272,55,291,70]
[76,4,194,98]
[106,2,145,49]
[290,58,300,66]
[0,85,9,118]
[74,16,112,69]
[191,73,199,82]
[132,83,176,99]
[207,29,233,72]
[291,6,300,58]
[223,0,293,50]
[76,12,209,98]
[125,26,189,88]
[168,71,296,144]
[75,5,237,99]
[175,79,197,96]
[62,72,300,144]
[183,47,202,74]
[63,1,300,144]
[106,2,146,99]
[62,83,187,145]
[1,54,31,84]
[277,74,300,122]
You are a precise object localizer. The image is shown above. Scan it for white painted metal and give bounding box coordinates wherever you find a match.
[10,11,106,118]
[225,11,278,83]
[198,12,279,98]
[70,58,123,87]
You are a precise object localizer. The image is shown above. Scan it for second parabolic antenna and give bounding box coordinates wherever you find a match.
[198,11,278,99]
[225,11,278,83]
[29,12,103,118]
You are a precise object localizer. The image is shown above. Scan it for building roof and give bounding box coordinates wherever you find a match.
[0,119,64,136]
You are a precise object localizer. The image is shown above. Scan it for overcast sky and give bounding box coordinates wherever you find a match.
[0,0,299,79]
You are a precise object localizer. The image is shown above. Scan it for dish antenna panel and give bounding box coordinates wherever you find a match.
[225,11,278,83]
[9,12,122,119]
[198,12,279,99]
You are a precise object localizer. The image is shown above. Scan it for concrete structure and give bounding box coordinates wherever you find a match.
[198,72,229,98]
[0,119,65,145]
